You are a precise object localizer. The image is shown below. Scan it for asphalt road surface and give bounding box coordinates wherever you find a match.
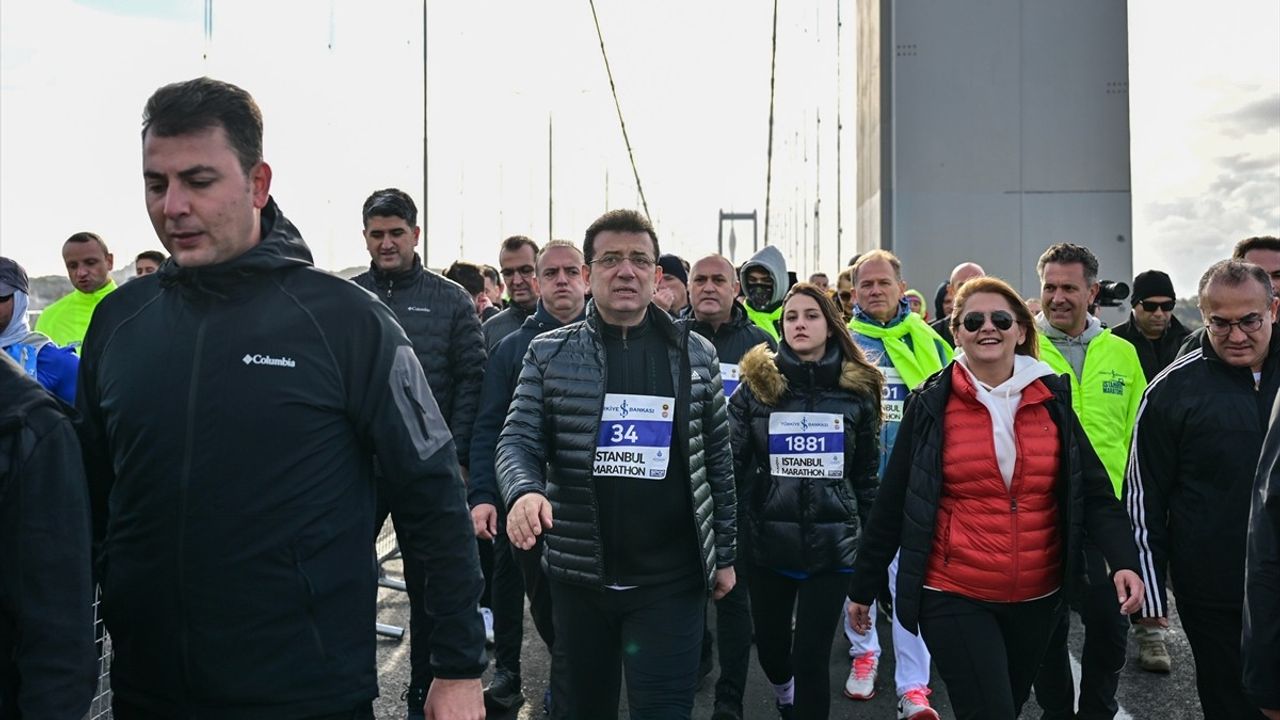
[374,559,1207,719]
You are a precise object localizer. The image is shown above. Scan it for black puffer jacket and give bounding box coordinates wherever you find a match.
[849,365,1141,632]
[1112,313,1191,382]
[495,303,736,591]
[729,343,881,574]
[353,256,485,464]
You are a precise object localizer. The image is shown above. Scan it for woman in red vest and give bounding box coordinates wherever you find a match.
[845,276,1144,720]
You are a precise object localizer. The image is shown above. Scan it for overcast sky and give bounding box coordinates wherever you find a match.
[1,0,1276,297]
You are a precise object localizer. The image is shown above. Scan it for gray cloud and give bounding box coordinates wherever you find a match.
[1217,94,1280,138]
[1141,151,1280,294]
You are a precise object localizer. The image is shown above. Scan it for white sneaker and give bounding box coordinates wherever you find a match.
[481,606,494,646]
[897,687,940,720]
[842,651,878,700]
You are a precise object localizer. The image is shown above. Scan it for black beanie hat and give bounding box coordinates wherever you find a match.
[657,254,688,285]
[1131,270,1175,304]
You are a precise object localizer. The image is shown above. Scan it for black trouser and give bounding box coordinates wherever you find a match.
[375,491,434,690]
[747,568,847,720]
[711,521,753,710]
[491,531,525,674]
[550,577,704,720]
[113,697,374,719]
[1177,598,1268,720]
[1034,543,1129,719]
[918,589,1062,720]
[513,538,571,719]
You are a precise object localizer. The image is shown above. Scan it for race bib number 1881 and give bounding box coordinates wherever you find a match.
[768,412,844,478]
[594,393,676,480]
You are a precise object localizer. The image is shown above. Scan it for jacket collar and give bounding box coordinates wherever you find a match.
[586,299,683,346]
[852,298,910,328]
[684,300,753,337]
[523,300,585,332]
[156,197,313,298]
[368,254,424,288]
[776,342,842,390]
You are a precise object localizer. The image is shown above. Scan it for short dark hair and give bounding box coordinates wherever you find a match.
[444,261,485,297]
[136,250,167,265]
[1233,236,1280,259]
[362,188,418,228]
[65,231,110,256]
[582,210,659,264]
[1037,243,1099,285]
[481,264,501,287]
[1198,259,1273,301]
[142,77,264,176]
[500,235,539,258]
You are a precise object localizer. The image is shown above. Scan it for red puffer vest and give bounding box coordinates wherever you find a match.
[923,364,1063,602]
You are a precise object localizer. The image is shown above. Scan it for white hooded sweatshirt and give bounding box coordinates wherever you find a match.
[954,353,1057,490]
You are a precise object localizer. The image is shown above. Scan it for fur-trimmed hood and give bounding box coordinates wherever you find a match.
[738,341,883,407]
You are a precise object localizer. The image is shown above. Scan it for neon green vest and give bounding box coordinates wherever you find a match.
[1037,330,1147,498]
[34,279,116,353]
[744,304,783,341]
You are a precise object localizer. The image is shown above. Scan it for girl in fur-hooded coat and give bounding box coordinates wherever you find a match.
[726,283,882,720]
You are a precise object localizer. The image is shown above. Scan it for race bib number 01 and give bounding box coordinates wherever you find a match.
[594,393,676,480]
[879,365,908,423]
[768,412,844,478]
[720,363,741,397]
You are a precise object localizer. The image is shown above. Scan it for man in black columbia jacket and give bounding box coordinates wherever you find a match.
[683,253,774,720]
[496,210,737,719]
[78,77,484,719]
[1126,259,1278,720]
[469,240,588,716]
[1,355,96,719]
[353,188,487,713]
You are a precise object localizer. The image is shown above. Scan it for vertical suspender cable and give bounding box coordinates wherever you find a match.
[588,0,651,221]
[836,0,843,262]
[763,0,780,246]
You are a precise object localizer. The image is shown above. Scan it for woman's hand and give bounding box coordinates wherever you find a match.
[1113,569,1145,615]
[847,601,873,635]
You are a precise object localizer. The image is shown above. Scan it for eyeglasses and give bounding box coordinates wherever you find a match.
[589,253,654,270]
[1205,313,1265,337]
[1139,300,1176,313]
[961,310,1015,332]
[500,265,536,280]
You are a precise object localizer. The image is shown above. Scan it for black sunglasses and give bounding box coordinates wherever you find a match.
[962,310,1015,332]
[1139,300,1176,313]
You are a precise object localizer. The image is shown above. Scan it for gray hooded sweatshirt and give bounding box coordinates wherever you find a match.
[738,245,789,312]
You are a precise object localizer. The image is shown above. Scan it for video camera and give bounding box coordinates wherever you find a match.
[1095,280,1130,308]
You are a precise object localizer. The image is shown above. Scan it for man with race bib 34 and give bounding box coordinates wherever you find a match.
[496,210,737,719]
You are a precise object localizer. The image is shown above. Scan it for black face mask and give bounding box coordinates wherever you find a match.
[746,282,774,309]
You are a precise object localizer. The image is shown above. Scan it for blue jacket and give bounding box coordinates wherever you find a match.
[468,302,585,511]
[849,298,950,474]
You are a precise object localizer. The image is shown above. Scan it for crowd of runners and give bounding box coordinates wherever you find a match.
[2,76,1277,720]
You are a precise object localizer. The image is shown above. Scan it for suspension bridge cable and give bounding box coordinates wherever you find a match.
[763,0,779,245]
[587,0,651,221]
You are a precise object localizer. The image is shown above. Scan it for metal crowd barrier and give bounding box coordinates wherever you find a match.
[375,516,407,640]
[85,588,112,719]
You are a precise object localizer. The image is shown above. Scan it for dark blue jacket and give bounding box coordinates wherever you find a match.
[469,301,584,512]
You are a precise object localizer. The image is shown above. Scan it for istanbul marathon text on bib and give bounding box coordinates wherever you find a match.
[594,393,676,480]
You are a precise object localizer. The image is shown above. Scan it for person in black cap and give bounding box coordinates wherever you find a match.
[1113,269,1190,383]
[0,256,79,404]
[655,253,690,315]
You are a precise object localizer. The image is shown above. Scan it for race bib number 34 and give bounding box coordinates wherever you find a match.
[768,412,844,478]
[594,393,676,480]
